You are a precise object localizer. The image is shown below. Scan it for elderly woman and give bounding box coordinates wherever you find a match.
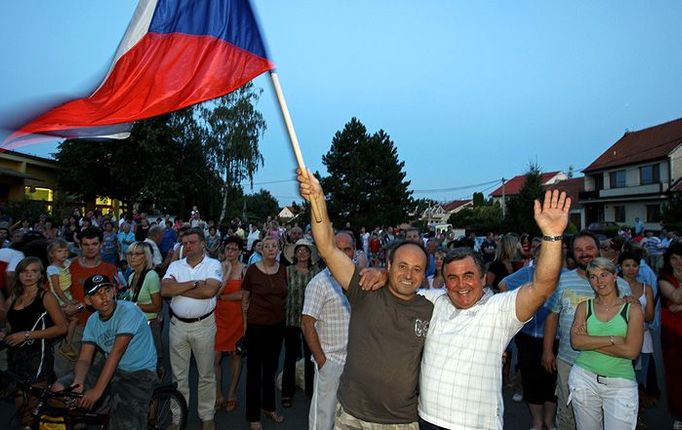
[659,241,682,428]
[281,238,320,408]
[121,241,163,372]
[568,257,644,430]
[242,236,287,429]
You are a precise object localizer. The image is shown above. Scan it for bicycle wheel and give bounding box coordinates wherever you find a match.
[147,387,187,430]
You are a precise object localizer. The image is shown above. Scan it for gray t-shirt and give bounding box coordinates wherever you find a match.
[338,268,434,424]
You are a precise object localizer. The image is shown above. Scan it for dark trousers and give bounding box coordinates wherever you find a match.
[245,323,284,422]
[419,418,448,430]
[282,325,313,398]
[515,332,558,405]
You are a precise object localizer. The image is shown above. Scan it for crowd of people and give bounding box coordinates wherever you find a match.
[0,192,681,430]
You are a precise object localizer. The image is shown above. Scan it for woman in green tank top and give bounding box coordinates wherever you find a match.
[568,257,644,430]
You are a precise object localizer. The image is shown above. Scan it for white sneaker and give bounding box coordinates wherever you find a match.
[512,392,523,402]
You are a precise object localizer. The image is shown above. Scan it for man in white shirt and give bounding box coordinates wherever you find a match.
[161,228,222,430]
[419,190,570,430]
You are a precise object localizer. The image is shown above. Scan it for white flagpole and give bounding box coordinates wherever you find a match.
[269,70,322,222]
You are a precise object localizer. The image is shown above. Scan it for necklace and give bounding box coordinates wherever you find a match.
[595,298,621,312]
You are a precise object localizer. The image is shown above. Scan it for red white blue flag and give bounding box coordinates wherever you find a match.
[3,0,274,149]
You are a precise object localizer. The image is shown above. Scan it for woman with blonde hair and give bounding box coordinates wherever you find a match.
[569,257,644,429]
[121,241,163,372]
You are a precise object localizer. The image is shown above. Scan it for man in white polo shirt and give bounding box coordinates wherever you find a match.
[161,227,222,430]
[419,190,570,430]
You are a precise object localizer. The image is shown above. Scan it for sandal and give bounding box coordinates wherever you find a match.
[262,409,284,423]
[281,397,293,408]
[225,399,238,411]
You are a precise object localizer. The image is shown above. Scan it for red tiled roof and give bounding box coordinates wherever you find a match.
[583,117,682,173]
[489,171,562,197]
[552,177,583,205]
[442,199,472,212]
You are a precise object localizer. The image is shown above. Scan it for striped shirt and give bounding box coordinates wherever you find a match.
[547,269,631,365]
[301,269,351,366]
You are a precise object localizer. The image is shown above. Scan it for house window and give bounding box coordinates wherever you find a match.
[646,204,661,223]
[593,174,604,191]
[609,170,626,188]
[613,205,626,223]
[640,164,660,185]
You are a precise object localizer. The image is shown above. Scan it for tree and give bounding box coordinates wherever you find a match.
[201,83,267,224]
[55,107,223,216]
[320,118,412,228]
[242,189,279,223]
[54,84,266,221]
[448,204,503,233]
[472,192,488,207]
[504,163,544,235]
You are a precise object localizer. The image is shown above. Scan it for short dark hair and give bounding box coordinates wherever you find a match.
[443,247,486,277]
[223,235,244,250]
[571,231,599,251]
[184,227,205,241]
[80,227,103,242]
[387,240,428,264]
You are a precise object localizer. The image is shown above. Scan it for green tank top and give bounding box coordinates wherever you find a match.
[575,299,634,380]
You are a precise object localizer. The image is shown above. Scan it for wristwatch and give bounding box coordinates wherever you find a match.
[193,281,200,289]
[24,331,31,340]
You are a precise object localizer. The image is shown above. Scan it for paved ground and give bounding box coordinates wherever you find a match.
[0,302,674,429]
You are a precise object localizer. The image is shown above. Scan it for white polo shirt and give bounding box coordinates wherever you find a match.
[419,288,524,430]
[163,254,222,319]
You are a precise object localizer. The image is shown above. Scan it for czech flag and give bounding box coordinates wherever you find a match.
[3,0,274,150]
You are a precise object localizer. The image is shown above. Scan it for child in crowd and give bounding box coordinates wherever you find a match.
[46,239,78,360]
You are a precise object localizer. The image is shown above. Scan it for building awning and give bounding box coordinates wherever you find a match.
[0,167,37,180]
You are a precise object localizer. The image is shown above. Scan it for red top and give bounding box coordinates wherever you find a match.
[660,272,682,337]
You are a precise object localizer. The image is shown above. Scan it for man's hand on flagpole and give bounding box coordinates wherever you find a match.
[297,168,324,204]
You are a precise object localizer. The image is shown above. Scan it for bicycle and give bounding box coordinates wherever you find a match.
[1,370,188,430]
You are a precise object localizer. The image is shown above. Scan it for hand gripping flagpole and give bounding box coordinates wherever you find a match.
[269,71,322,223]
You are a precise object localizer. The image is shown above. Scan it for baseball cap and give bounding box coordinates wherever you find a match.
[83,274,114,296]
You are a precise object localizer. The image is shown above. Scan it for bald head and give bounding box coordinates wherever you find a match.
[336,232,355,259]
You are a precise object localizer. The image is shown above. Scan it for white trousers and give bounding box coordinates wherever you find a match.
[568,365,638,430]
[169,315,217,422]
[309,358,344,430]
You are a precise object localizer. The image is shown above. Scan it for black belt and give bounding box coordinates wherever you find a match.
[171,309,214,323]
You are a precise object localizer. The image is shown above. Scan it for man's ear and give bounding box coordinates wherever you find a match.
[84,296,92,306]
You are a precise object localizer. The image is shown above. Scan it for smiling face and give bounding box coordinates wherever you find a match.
[588,268,617,297]
[444,256,486,309]
[573,236,599,270]
[386,244,426,300]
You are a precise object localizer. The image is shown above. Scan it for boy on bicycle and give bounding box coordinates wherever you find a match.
[53,274,157,430]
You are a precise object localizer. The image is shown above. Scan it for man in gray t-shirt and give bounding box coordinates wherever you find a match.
[298,170,433,428]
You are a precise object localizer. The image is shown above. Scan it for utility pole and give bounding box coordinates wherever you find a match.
[501,178,506,218]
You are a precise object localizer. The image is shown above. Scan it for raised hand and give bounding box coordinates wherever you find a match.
[533,190,571,237]
[297,168,324,203]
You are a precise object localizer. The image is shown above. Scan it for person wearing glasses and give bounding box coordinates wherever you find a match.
[120,241,163,374]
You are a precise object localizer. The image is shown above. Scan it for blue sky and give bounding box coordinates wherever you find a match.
[1,1,681,205]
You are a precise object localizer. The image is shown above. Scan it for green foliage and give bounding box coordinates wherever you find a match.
[448,204,503,233]
[201,83,267,223]
[320,118,412,228]
[503,163,544,235]
[242,189,279,223]
[54,84,266,222]
[472,192,488,207]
